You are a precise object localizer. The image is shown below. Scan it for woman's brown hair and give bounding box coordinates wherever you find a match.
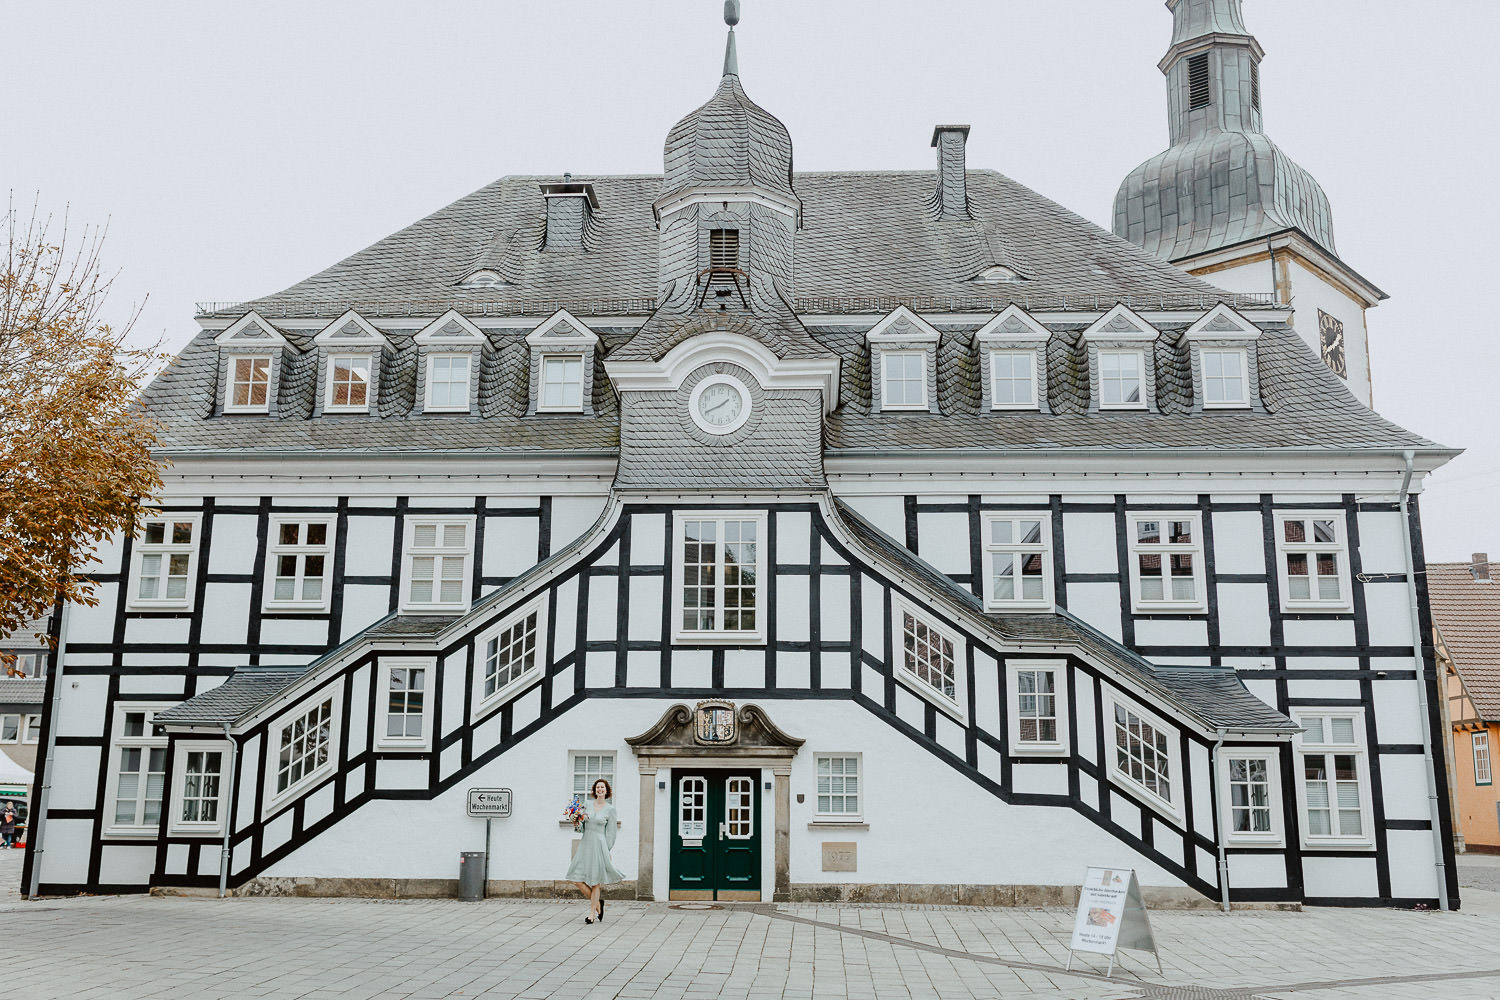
[591,778,613,800]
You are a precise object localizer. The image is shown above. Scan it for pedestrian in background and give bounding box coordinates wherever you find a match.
[0,804,16,848]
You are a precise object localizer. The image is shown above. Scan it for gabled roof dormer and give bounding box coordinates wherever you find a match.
[867,306,942,414]
[525,309,601,415]
[213,311,297,417]
[972,305,1050,413]
[1182,303,1264,413]
[1080,304,1161,413]
[414,310,489,415]
[312,310,393,416]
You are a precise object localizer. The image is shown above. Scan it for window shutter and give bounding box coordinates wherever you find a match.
[1188,53,1211,110]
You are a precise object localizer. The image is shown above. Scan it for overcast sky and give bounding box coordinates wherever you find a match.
[4,1,1496,562]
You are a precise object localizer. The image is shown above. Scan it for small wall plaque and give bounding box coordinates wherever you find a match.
[821,842,857,872]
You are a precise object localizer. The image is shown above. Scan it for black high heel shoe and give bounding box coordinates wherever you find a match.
[598,896,605,922]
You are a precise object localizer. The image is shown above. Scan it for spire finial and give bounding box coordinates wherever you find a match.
[722,2,740,77]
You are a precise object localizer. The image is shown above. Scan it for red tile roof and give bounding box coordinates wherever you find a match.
[1429,560,1500,721]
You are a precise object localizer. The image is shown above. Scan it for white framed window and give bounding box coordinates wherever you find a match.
[1107,692,1182,819]
[128,516,202,610]
[423,353,472,412]
[539,354,585,412]
[569,751,616,802]
[1098,349,1145,409]
[1128,514,1204,612]
[474,600,548,714]
[376,659,433,749]
[1474,731,1492,786]
[673,512,766,641]
[22,714,40,744]
[168,740,231,836]
[814,754,862,820]
[264,517,334,611]
[1274,513,1351,611]
[7,651,46,679]
[1006,660,1068,755]
[679,774,707,840]
[1293,709,1372,848]
[225,355,273,412]
[265,686,342,811]
[891,597,966,719]
[0,715,18,743]
[989,350,1037,409]
[1200,348,1249,408]
[400,517,475,613]
[1217,749,1284,845]
[324,354,372,412]
[983,514,1052,609]
[880,351,927,410]
[725,775,754,839]
[103,703,172,835]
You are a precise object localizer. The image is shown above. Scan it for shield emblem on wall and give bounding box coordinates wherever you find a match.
[694,700,737,745]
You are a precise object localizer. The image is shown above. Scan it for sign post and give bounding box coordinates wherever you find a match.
[1065,867,1161,978]
[466,788,513,888]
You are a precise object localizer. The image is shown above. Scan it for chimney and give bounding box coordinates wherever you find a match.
[540,177,599,251]
[931,125,971,219]
[1473,552,1491,581]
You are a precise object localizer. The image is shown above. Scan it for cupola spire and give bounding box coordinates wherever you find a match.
[723,0,740,76]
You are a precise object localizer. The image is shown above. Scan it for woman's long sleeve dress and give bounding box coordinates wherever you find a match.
[565,802,625,885]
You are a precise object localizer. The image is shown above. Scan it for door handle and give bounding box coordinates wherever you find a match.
[719,822,727,839]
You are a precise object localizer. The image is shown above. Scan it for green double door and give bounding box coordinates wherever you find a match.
[668,769,762,901]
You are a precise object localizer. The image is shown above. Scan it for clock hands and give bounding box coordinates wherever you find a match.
[704,396,736,416]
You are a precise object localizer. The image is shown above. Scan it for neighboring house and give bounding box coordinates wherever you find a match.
[22,0,1461,908]
[1431,554,1500,852]
[0,617,49,835]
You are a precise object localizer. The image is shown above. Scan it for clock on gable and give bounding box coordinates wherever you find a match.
[688,374,752,434]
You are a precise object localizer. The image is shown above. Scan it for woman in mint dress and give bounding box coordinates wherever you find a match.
[567,778,624,923]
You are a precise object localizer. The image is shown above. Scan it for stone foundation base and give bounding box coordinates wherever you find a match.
[150,878,642,900]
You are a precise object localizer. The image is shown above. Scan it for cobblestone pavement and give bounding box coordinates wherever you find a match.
[5,849,1500,1000]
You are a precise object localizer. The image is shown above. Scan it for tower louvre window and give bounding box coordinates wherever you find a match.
[1250,60,1261,111]
[1188,53,1210,110]
[709,229,740,270]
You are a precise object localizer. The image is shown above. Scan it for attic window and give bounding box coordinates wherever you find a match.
[461,270,507,290]
[1250,60,1261,112]
[973,265,1023,284]
[1188,53,1211,110]
[710,229,740,270]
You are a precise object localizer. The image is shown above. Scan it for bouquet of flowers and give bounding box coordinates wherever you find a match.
[562,796,587,831]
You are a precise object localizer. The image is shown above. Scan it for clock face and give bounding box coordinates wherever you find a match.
[696,382,744,427]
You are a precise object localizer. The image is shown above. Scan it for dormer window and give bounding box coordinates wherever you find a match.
[972,305,1049,413]
[539,355,585,411]
[989,351,1035,409]
[866,306,941,414]
[1184,304,1263,413]
[1200,349,1248,407]
[424,355,471,412]
[1098,349,1145,409]
[525,309,599,416]
[226,356,272,413]
[325,355,372,412]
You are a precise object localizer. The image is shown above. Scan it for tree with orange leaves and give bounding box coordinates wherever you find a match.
[1,204,166,667]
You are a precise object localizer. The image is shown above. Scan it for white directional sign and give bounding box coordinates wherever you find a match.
[467,788,512,818]
[1066,867,1160,977]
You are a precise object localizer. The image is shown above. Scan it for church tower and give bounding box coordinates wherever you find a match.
[1113,0,1384,406]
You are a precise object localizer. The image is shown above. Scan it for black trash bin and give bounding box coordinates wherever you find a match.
[458,851,487,901]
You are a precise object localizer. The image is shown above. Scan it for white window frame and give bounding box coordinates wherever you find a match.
[224,354,273,413]
[263,682,343,816]
[127,515,203,611]
[0,715,18,744]
[1216,748,1284,846]
[376,658,435,750]
[982,513,1054,610]
[1005,659,1069,756]
[1292,708,1374,849]
[1127,513,1205,613]
[323,353,373,412]
[263,515,336,612]
[538,353,586,413]
[1097,348,1147,410]
[399,516,476,613]
[1273,512,1353,612]
[103,702,174,837]
[168,739,232,836]
[672,511,768,643]
[567,751,617,814]
[1199,347,1250,409]
[813,753,863,822]
[890,596,967,721]
[1104,690,1183,822]
[879,350,928,411]
[22,714,41,744]
[472,599,549,718]
[989,349,1038,410]
[422,352,473,413]
[1474,731,1492,786]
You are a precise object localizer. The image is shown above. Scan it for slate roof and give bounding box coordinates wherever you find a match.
[1429,560,1500,721]
[0,679,46,707]
[661,67,795,207]
[156,670,305,727]
[834,499,1296,734]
